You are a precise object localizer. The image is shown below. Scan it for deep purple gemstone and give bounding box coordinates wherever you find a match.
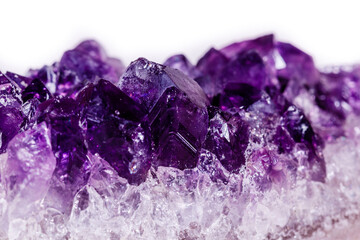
[196,45,269,110]
[314,67,360,120]
[20,79,52,130]
[54,40,124,97]
[281,105,326,181]
[120,59,210,170]
[120,58,173,111]
[148,87,209,169]
[41,97,91,213]
[220,34,275,59]
[196,48,229,99]
[220,34,278,88]
[273,126,295,154]
[164,54,201,79]
[282,105,317,146]
[28,64,58,94]
[0,73,24,153]
[22,78,52,103]
[0,34,339,206]
[78,79,146,122]
[0,71,9,84]
[276,41,319,100]
[79,79,150,184]
[120,58,209,112]
[218,83,263,111]
[46,97,89,184]
[0,107,24,153]
[5,71,32,90]
[221,50,268,89]
[204,111,248,173]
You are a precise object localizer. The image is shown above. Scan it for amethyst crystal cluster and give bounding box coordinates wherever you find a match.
[1,35,360,239]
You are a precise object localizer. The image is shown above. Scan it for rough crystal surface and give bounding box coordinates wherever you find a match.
[204,110,248,172]
[0,36,360,239]
[0,122,55,221]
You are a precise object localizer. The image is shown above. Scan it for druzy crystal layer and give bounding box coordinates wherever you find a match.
[1,35,360,239]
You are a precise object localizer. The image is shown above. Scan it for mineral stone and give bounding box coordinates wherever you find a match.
[0,122,55,219]
[0,72,24,153]
[204,111,248,173]
[0,35,359,239]
[148,86,208,169]
[79,79,150,184]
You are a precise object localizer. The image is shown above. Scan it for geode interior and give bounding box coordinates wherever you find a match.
[0,35,360,239]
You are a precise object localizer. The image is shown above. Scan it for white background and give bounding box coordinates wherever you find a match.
[0,0,359,74]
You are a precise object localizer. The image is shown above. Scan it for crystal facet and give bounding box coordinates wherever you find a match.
[79,79,149,184]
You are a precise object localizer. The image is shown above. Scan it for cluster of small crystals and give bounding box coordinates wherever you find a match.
[0,35,360,239]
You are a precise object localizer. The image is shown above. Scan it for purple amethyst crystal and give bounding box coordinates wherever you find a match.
[276,41,320,101]
[282,105,326,181]
[273,126,295,154]
[28,64,58,94]
[195,36,275,110]
[30,40,125,98]
[21,78,52,103]
[196,48,228,99]
[315,66,360,120]
[3,35,360,239]
[19,78,52,129]
[148,87,208,169]
[277,41,319,86]
[0,107,23,153]
[1,37,330,187]
[79,79,150,184]
[221,50,268,90]
[1,122,56,218]
[120,58,209,169]
[120,58,209,112]
[4,71,32,90]
[164,54,201,79]
[282,105,318,146]
[0,72,24,153]
[40,97,91,213]
[220,34,275,60]
[204,111,248,173]
[216,51,267,110]
[46,97,89,184]
[120,58,174,111]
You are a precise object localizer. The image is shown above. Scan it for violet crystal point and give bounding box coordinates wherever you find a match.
[79,79,150,184]
[42,97,91,214]
[1,35,360,239]
[22,78,52,103]
[148,86,208,169]
[120,58,209,169]
[164,54,201,79]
